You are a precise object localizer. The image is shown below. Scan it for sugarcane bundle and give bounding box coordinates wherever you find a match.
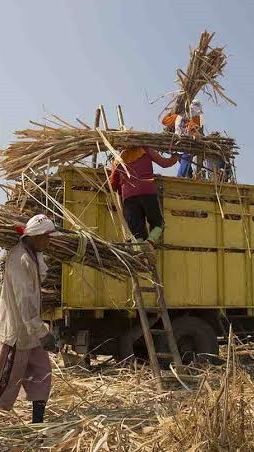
[0,253,61,305]
[166,31,236,116]
[0,181,64,305]
[5,176,63,214]
[0,124,238,179]
[0,207,148,279]
[2,180,64,303]
[40,258,61,305]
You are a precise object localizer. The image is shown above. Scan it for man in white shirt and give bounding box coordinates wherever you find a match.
[0,214,59,423]
[176,99,203,178]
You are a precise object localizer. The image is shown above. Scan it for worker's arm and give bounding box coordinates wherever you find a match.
[12,254,48,339]
[146,148,178,168]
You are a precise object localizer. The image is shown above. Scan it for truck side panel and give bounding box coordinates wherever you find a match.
[62,169,254,310]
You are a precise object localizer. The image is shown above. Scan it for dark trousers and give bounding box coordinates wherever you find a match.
[123,194,163,240]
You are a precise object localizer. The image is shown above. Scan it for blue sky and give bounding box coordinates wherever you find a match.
[0,0,253,183]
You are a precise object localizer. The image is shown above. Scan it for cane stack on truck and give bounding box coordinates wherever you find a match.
[0,31,247,392]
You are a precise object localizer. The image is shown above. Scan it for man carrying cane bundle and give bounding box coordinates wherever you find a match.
[162,99,204,178]
[0,214,59,423]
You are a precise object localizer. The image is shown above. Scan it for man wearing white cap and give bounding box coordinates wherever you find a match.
[162,99,203,178]
[0,214,59,423]
[177,99,203,178]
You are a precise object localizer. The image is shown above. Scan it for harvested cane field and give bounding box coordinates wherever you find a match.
[1,340,254,451]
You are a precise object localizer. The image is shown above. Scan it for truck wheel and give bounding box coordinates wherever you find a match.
[133,316,219,368]
[172,315,219,364]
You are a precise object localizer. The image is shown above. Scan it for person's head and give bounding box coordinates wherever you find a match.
[20,214,60,252]
[25,234,50,252]
[190,99,202,117]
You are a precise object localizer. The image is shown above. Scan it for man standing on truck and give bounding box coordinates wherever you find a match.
[109,147,178,247]
[162,99,203,178]
[0,214,59,423]
[206,131,232,182]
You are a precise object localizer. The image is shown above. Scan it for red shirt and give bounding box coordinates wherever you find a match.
[109,148,177,201]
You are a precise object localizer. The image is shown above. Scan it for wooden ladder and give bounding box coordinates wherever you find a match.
[133,257,182,392]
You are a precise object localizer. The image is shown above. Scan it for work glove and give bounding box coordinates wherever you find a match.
[40,332,57,352]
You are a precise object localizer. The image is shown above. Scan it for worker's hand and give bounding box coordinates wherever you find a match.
[40,332,57,352]
[172,152,181,161]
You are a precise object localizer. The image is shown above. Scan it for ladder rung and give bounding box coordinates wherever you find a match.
[150,329,166,335]
[156,352,172,359]
[145,308,161,313]
[139,286,157,293]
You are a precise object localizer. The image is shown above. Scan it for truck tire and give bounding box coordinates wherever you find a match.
[133,315,219,368]
[172,315,219,364]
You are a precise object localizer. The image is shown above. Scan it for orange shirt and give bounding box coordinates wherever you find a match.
[161,113,178,129]
[186,116,201,136]
[162,112,202,136]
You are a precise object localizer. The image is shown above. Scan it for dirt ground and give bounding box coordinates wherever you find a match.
[1,348,254,451]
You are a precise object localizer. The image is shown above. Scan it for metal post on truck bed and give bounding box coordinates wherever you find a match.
[92,107,101,168]
[99,105,109,130]
[116,105,126,130]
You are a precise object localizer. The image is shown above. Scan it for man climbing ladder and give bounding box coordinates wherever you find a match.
[109,149,182,390]
[109,146,178,247]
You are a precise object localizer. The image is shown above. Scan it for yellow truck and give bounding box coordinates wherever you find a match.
[43,167,254,363]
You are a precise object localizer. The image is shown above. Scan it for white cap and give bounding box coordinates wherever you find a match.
[191,98,201,105]
[22,214,61,238]
[190,99,203,116]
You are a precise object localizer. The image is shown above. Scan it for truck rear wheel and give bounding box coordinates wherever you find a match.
[172,315,219,364]
[133,315,219,368]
